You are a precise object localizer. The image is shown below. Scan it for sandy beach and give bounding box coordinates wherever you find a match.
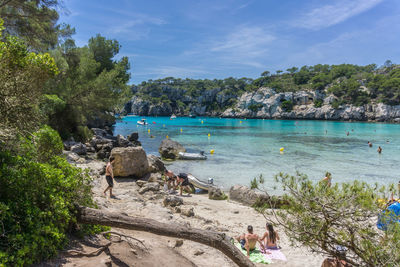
[38,158,325,267]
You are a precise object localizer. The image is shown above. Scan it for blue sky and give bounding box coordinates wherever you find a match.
[59,0,400,84]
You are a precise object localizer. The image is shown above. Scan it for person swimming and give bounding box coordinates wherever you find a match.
[377,146,382,154]
[321,172,332,187]
[368,141,372,147]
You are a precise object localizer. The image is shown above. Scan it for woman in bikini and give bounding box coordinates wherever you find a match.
[261,223,280,250]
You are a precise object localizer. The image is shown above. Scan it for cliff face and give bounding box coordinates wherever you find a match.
[124,87,400,122]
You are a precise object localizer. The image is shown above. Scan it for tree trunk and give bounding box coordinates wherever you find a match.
[77,206,254,267]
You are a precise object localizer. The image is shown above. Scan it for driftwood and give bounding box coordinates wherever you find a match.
[77,206,254,267]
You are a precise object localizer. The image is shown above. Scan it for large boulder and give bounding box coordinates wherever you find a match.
[111,147,149,177]
[71,143,87,155]
[116,134,133,147]
[229,185,269,206]
[147,155,166,173]
[158,139,186,159]
[138,182,160,194]
[229,185,287,208]
[128,132,139,142]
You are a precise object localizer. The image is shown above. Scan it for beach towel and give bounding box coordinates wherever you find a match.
[263,248,287,261]
[234,243,272,264]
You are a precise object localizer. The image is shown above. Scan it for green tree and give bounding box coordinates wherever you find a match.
[0,0,74,50]
[254,172,400,267]
[0,18,59,145]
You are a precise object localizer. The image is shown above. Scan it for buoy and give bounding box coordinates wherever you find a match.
[208,133,211,137]
[210,149,215,154]
[201,120,204,124]
[153,121,156,124]
[280,147,284,152]
[148,129,150,133]
[240,121,242,123]
[180,128,183,132]
[163,124,165,127]
[166,135,169,139]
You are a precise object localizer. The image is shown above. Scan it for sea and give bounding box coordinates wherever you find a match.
[114,116,400,193]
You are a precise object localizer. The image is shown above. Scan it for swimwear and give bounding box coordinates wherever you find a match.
[106,175,113,187]
[266,245,278,250]
[239,239,255,251]
[179,173,190,186]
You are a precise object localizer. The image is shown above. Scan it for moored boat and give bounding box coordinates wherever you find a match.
[170,114,177,119]
[187,174,216,191]
[137,118,147,125]
[178,151,207,160]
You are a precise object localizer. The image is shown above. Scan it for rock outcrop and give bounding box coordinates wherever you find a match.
[229,185,268,206]
[111,147,149,177]
[158,139,186,160]
[147,155,166,173]
[208,188,227,200]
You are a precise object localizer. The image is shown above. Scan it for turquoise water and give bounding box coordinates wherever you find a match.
[114,117,400,192]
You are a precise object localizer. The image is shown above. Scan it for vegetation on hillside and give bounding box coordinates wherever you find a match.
[131,62,400,115]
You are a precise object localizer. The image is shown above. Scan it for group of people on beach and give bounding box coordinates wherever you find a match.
[236,223,280,257]
[164,169,193,196]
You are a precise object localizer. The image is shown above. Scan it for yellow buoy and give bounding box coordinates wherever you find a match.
[148,129,150,133]
[180,128,183,132]
[201,120,204,124]
[210,149,215,154]
[240,121,242,123]
[208,133,211,137]
[163,124,165,127]
[280,147,284,152]
[166,135,169,139]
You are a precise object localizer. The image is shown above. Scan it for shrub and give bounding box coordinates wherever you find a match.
[314,99,323,108]
[0,129,101,266]
[281,100,293,112]
[248,103,263,112]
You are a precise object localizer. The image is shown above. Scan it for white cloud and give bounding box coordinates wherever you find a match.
[295,0,384,30]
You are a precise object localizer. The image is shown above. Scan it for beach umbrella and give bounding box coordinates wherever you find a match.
[377,202,400,231]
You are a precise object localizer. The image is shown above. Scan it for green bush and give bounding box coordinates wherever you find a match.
[75,126,93,143]
[314,99,323,108]
[0,129,101,266]
[248,103,263,112]
[281,100,293,112]
[34,126,63,162]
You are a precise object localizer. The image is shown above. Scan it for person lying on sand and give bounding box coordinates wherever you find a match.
[261,223,280,250]
[177,173,192,196]
[236,225,265,257]
[164,170,177,193]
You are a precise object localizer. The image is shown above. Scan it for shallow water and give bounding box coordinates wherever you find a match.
[114,116,400,193]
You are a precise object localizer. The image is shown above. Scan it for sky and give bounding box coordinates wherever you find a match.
[59,0,400,84]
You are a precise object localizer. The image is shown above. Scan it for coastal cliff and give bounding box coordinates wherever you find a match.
[124,87,400,122]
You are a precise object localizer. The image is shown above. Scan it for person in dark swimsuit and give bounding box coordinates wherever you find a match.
[104,156,116,198]
[177,173,192,196]
[164,170,177,192]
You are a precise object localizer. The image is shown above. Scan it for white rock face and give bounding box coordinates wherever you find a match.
[222,87,400,122]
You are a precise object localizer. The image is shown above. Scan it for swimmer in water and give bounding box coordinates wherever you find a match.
[377,146,382,154]
[368,141,372,147]
[346,132,349,136]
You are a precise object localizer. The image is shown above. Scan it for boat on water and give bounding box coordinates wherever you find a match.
[178,151,207,160]
[187,174,216,191]
[125,113,138,117]
[137,118,148,125]
[170,114,177,119]
[189,114,196,118]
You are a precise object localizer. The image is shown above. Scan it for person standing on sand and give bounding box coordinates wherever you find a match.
[236,225,265,257]
[104,156,116,198]
[377,146,382,154]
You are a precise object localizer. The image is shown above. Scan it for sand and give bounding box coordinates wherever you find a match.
[37,160,325,267]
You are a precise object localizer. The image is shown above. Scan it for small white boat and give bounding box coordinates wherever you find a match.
[187,174,216,191]
[170,114,177,119]
[178,151,207,160]
[137,119,147,125]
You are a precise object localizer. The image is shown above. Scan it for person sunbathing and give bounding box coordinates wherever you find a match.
[236,225,265,257]
[261,223,280,249]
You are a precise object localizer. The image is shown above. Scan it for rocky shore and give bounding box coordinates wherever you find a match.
[125,87,400,122]
[40,129,324,267]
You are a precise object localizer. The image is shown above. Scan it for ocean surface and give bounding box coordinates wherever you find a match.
[114,116,400,193]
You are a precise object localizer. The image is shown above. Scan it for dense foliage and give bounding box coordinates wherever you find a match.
[132,63,400,116]
[0,0,74,51]
[0,18,58,145]
[253,173,400,267]
[0,126,100,266]
[43,36,131,141]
